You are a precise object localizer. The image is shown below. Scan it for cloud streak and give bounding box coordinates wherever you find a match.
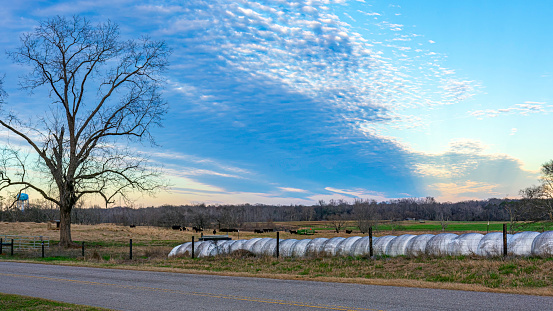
[470,102,548,119]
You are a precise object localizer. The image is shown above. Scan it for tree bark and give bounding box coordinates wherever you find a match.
[59,206,73,247]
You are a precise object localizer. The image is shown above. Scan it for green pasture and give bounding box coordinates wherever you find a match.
[311,221,553,233]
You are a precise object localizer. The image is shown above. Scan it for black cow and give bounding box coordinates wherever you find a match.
[172,225,182,231]
[254,229,263,233]
[346,230,352,234]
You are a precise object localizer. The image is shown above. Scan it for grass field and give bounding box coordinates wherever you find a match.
[1,221,553,297]
[0,293,111,311]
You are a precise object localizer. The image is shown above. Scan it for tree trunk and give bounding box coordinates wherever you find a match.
[59,205,73,248]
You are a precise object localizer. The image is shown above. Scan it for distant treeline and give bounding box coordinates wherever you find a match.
[0,197,528,229]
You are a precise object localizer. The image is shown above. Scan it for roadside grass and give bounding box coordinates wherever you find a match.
[0,293,112,311]
[2,222,553,296]
[5,248,553,295]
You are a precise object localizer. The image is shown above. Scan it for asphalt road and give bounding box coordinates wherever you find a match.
[0,262,552,311]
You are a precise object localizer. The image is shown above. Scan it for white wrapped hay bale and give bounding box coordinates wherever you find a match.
[373,235,396,256]
[291,239,311,257]
[448,233,484,256]
[251,238,273,255]
[335,236,361,257]
[386,234,416,257]
[305,238,329,256]
[426,233,457,256]
[260,238,280,256]
[531,231,553,257]
[168,242,191,257]
[350,236,374,257]
[278,239,298,257]
[209,240,233,257]
[241,238,262,253]
[321,237,345,256]
[196,241,216,258]
[217,240,236,255]
[509,231,540,256]
[229,239,247,254]
[477,232,512,257]
[405,234,434,257]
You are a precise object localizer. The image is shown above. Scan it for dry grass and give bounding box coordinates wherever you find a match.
[2,222,553,296]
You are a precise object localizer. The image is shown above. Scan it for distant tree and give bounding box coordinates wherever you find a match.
[520,160,553,224]
[353,198,379,234]
[0,16,170,247]
[328,214,347,233]
[435,204,450,232]
[499,199,527,234]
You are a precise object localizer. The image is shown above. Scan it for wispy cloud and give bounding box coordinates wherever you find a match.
[278,187,309,193]
[469,102,548,119]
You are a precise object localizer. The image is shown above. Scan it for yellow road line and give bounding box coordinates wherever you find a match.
[0,272,384,311]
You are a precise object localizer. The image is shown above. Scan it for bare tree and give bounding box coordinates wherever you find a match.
[500,199,527,234]
[353,198,379,234]
[519,160,553,223]
[328,214,347,233]
[436,205,450,232]
[0,16,170,247]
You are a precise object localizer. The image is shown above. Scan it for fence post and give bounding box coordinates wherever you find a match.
[369,227,373,258]
[41,241,44,258]
[129,239,133,260]
[0,238,3,255]
[276,231,280,258]
[503,223,507,257]
[82,241,85,257]
[191,236,195,259]
[11,239,14,256]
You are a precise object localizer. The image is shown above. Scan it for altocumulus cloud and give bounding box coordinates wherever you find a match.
[0,0,511,205]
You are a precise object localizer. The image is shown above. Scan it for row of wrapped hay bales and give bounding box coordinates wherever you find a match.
[168,231,553,258]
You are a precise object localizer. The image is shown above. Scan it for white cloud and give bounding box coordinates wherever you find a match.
[410,138,538,201]
[278,187,309,193]
[429,180,499,202]
[470,102,548,119]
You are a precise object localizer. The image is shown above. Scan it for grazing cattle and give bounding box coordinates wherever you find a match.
[220,228,238,232]
[129,224,136,228]
[289,230,297,234]
[254,229,264,233]
[192,226,203,233]
[172,225,182,231]
[213,229,217,234]
[262,228,274,233]
[346,230,352,234]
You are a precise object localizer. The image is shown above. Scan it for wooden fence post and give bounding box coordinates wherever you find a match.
[191,236,195,259]
[276,232,280,258]
[369,227,373,258]
[503,223,507,257]
[129,239,133,260]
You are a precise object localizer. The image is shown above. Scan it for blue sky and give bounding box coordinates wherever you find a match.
[1,0,551,206]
